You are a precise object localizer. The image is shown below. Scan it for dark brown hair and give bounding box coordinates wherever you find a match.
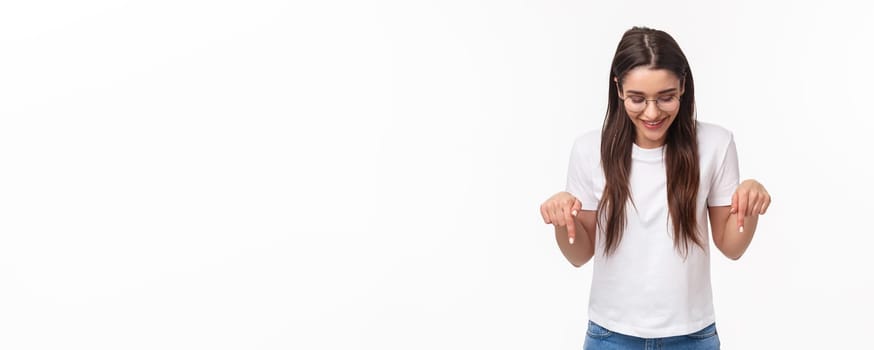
[598,26,701,258]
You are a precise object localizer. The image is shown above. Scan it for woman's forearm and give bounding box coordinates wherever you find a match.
[719,213,759,260]
[554,222,594,267]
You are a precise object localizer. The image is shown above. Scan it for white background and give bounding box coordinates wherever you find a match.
[1,1,872,349]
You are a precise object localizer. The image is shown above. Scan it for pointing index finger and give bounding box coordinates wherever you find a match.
[567,200,581,244]
[736,191,747,233]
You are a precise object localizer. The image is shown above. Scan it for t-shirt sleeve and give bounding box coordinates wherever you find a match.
[565,136,599,210]
[707,134,740,207]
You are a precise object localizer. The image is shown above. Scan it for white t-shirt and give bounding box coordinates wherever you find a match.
[565,121,739,338]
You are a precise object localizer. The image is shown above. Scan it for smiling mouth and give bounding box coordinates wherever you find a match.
[642,119,665,128]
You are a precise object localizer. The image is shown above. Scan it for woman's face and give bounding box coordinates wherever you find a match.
[615,66,685,149]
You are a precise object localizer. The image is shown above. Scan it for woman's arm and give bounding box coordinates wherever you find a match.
[709,206,758,260]
[554,209,597,267]
[709,179,770,260]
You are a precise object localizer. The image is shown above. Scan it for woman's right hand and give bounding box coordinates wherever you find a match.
[540,191,582,244]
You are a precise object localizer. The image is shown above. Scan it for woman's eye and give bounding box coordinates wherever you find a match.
[629,96,645,103]
[658,96,675,102]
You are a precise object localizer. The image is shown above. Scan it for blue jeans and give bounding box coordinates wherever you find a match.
[583,320,720,350]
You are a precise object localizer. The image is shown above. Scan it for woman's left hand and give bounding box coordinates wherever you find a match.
[731,179,771,231]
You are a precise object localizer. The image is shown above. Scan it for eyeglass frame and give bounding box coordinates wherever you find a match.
[614,80,685,113]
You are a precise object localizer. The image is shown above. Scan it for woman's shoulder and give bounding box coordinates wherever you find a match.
[569,128,602,161]
[696,121,734,146]
[572,128,602,146]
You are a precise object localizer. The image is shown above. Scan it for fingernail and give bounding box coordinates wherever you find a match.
[572,210,578,216]
[569,237,575,245]
[739,226,744,233]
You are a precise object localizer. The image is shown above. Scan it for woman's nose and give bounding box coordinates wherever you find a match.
[644,100,660,118]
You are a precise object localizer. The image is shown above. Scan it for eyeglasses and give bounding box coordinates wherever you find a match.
[619,93,681,113]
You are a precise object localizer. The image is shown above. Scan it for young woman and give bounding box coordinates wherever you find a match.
[539,27,771,350]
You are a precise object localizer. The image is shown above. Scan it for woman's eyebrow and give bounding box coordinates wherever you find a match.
[626,88,678,95]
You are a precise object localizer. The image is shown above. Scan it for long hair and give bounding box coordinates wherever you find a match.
[598,26,701,258]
